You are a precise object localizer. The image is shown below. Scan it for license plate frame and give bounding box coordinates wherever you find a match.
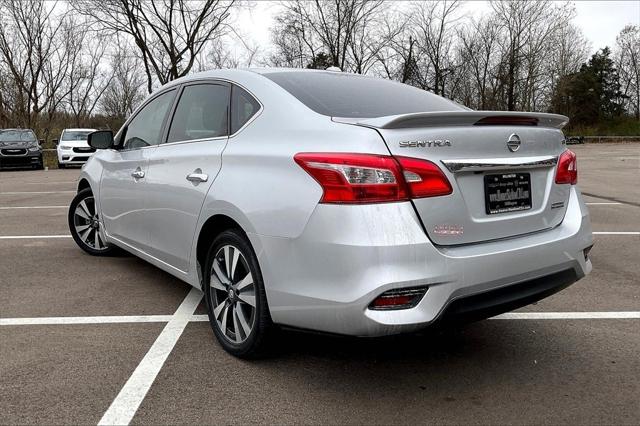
[484,172,532,214]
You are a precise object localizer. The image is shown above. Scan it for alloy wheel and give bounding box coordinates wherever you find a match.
[209,245,256,344]
[72,196,107,251]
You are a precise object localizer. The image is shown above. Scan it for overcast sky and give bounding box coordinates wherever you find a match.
[238,0,640,56]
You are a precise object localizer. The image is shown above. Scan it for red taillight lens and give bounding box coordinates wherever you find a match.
[396,156,453,198]
[369,286,428,310]
[294,153,408,203]
[294,153,453,204]
[555,149,577,185]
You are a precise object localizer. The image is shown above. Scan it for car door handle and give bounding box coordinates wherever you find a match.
[186,170,208,183]
[131,169,145,179]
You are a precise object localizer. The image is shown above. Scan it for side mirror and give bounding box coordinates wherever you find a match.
[88,130,114,149]
[52,139,59,146]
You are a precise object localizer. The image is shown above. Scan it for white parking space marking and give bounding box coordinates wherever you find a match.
[0,235,71,239]
[585,202,622,205]
[98,288,202,426]
[592,232,640,235]
[2,312,639,327]
[494,312,640,320]
[0,315,175,326]
[0,206,67,210]
[0,191,75,194]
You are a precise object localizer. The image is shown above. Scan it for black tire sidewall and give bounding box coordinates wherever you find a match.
[204,229,272,358]
[68,188,114,256]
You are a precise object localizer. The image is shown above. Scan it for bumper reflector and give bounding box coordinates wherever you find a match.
[369,287,428,310]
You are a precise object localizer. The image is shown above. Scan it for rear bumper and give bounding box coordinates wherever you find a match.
[251,186,593,336]
[0,151,42,169]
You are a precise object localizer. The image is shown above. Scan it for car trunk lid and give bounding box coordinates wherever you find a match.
[335,111,571,246]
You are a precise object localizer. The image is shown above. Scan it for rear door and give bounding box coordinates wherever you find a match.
[143,81,231,272]
[370,113,570,246]
[100,89,177,251]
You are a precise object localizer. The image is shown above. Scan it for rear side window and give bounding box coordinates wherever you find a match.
[167,83,230,143]
[124,90,176,149]
[231,85,260,134]
[264,71,466,118]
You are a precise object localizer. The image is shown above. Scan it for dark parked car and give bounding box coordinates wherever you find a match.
[0,129,44,170]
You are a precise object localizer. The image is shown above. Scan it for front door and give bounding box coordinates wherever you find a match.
[100,89,177,252]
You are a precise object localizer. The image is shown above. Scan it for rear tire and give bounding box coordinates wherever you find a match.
[204,229,273,358]
[68,188,115,256]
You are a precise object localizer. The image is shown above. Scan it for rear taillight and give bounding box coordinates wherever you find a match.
[294,153,407,203]
[396,156,453,198]
[294,153,452,204]
[555,149,577,185]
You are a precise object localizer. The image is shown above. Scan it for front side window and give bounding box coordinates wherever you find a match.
[123,89,176,149]
[167,83,230,143]
[231,85,260,134]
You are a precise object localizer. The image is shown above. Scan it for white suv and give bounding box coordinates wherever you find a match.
[57,128,97,168]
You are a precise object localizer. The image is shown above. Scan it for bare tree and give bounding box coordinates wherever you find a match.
[615,25,640,119]
[0,0,70,133]
[101,41,146,121]
[411,0,462,96]
[63,21,115,127]
[73,0,239,93]
[269,0,386,72]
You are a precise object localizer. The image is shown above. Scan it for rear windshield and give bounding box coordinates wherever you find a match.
[0,129,36,142]
[264,71,466,118]
[62,130,93,141]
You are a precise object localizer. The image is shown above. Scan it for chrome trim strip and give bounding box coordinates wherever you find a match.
[441,155,558,173]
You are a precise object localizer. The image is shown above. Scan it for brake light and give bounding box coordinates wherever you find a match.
[474,116,539,126]
[294,153,452,204]
[555,149,577,185]
[396,156,453,198]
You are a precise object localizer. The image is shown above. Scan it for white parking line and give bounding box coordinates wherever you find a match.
[0,235,71,239]
[0,206,68,210]
[592,231,640,235]
[97,288,202,426]
[0,315,175,326]
[585,202,622,205]
[0,191,75,195]
[494,312,640,320]
[2,311,638,327]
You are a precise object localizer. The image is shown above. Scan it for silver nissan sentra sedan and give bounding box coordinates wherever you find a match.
[69,68,593,357]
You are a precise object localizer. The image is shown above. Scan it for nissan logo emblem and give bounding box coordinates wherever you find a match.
[507,134,521,152]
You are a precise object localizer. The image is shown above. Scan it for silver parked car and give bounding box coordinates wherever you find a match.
[69,69,593,357]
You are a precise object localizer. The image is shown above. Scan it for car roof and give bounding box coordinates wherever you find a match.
[63,128,96,132]
[161,67,361,90]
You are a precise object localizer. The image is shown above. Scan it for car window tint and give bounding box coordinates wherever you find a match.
[264,71,466,118]
[123,90,176,149]
[231,85,260,134]
[167,84,230,143]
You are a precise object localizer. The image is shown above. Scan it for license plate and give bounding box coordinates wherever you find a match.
[484,173,532,214]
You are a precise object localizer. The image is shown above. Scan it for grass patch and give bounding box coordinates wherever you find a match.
[566,117,640,136]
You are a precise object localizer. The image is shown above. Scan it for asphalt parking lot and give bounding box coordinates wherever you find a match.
[1,143,639,425]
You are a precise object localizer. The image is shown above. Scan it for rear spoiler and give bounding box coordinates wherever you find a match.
[333,111,569,130]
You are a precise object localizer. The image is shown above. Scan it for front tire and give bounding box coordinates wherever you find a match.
[68,188,114,256]
[204,229,273,358]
